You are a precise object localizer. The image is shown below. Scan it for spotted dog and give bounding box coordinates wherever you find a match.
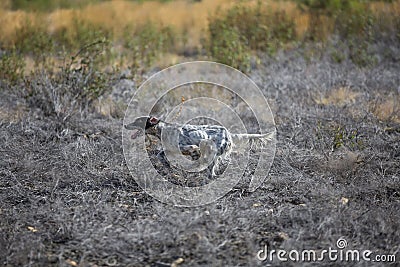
[125,116,274,176]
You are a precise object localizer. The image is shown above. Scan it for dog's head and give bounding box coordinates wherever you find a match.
[125,116,160,139]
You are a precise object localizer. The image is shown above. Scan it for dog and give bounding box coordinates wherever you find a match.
[125,116,274,176]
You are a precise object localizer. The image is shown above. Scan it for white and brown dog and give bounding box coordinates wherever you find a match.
[125,116,274,176]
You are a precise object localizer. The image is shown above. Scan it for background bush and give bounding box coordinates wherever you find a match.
[207,22,251,72]
[123,22,175,74]
[0,49,25,85]
[0,0,399,85]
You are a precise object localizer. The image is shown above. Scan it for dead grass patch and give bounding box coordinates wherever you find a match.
[0,0,400,55]
[0,0,236,47]
[2,0,397,48]
[314,87,360,106]
[371,94,400,123]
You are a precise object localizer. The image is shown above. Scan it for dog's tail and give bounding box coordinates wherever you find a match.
[231,131,275,149]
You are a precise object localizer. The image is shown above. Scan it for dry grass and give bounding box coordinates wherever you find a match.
[1,45,399,266]
[1,2,399,266]
[2,0,398,48]
[0,0,237,47]
[1,0,400,72]
[371,94,400,123]
[314,87,360,106]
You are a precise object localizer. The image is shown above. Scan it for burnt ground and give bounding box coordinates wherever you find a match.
[0,44,399,266]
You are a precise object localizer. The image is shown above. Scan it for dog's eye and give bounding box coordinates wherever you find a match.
[150,117,159,124]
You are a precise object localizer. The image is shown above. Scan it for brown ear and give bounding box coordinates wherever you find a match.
[149,117,159,124]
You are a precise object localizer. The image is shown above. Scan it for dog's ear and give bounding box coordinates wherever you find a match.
[149,117,159,125]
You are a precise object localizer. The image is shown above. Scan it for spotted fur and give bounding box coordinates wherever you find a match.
[125,116,274,176]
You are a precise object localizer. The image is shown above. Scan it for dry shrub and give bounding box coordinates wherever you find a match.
[370,94,400,123]
[314,87,360,106]
[0,0,235,47]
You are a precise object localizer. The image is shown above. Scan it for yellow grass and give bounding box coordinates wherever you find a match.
[1,0,399,72]
[0,0,326,47]
[1,0,399,47]
[314,87,360,106]
[0,0,236,47]
[371,95,400,123]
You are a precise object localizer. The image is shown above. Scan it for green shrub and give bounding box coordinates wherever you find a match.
[333,4,378,66]
[316,122,363,150]
[334,4,375,39]
[9,0,104,12]
[348,39,377,67]
[205,2,299,71]
[0,49,26,85]
[208,3,296,54]
[25,39,113,119]
[293,0,394,65]
[207,22,251,72]
[294,0,393,41]
[332,126,362,150]
[64,39,112,100]
[13,18,54,64]
[123,22,175,72]
[329,40,346,63]
[4,15,113,69]
[296,0,350,14]
[53,17,113,51]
